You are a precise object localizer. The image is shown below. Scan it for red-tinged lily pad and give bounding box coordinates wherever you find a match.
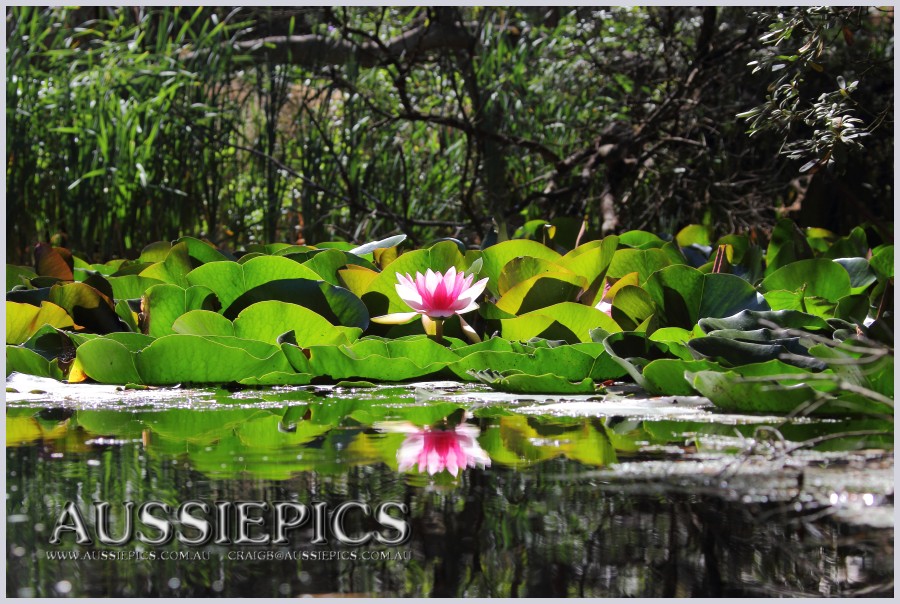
[48,282,127,334]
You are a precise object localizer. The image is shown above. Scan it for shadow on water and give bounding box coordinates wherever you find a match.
[5,384,894,598]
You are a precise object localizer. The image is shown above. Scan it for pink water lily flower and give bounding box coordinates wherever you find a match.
[595,281,613,317]
[377,421,491,477]
[372,267,487,342]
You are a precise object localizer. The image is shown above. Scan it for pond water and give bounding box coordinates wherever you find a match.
[6,376,894,597]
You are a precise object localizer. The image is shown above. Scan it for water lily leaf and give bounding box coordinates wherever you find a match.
[473,370,597,394]
[762,290,837,319]
[76,338,142,384]
[809,341,893,398]
[675,224,713,247]
[500,302,622,344]
[450,345,601,383]
[688,334,827,370]
[115,299,139,332]
[644,265,768,329]
[301,248,377,285]
[141,284,219,337]
[224,279,369,330]
[697,310,832,333]
[7,265,38,291]
[833,257,877,294]
[238,372,315,386]
[497,256,572,296]
[556,235,619,305]
[185,255,321,312]
[306,336,456,381]
[139,242,194,288]
[139,241,172,263]
[172,309,235,337]
[360,240,467,316]
[107,275,165,300]
[6,301,74,345]
[602,331,682,388]
[761,258,851,302]
[479,239,562,296]
[606,248,672,281]
[610,285,656,331]
[337,265,381,298]
[822,226,868,260]
[34,243,74,281]
[834,294,871,325]
[642,358,725,395]
[495,273,586,315]
[869,245,893,280]
[48,282,126,334]
[688,369,890,416]
[618,230,666,249]
[174,236,230,265]
[233,300,362,346]
[6,346,65,379]
[135,334,293,385]
[766,218,813,275]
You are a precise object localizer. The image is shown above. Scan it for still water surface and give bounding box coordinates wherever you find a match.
[6,380,894,597]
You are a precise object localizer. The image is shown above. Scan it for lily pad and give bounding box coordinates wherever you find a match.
[48,282,126,334]
[233,300,361,346]
[6,301,74,345]
[499,302,621,344]
[141,284,219,337]
[135,334,293,385]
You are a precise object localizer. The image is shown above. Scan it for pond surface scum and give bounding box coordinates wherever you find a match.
[5,378,893,597]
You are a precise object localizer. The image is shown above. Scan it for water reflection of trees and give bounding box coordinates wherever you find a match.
[7,444,892,597]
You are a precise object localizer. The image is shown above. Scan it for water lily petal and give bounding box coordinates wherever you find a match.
[371,312,420,325]
[459,315,482,344]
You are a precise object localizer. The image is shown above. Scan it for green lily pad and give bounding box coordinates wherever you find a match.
[223,278,369,330]
[869,245,893,280]
[473,370,597,394]
[306,335,457,381]
[495,273,586,315]
[833,257,878,295]
[642,358,725,395]
[139,241,194,288]
[141,284,219,337]
[697,310,832,334]
[497,256,573,296]
[300,248,377,285]
[6,347,65,379]
[500,302,621,344]
[106,275,165,300]
[7,265,38,291]
[233,300,361,346]
[185,255,321,312]
[675,224,712,247]
[479,239,562,296]
[761,258,851,302]
[610,285,656,331]
[765,218,813,275]
[606,248,672,281]
[6,301,74,345]
[171,309,235,337]
[135,334,293,385]
[76,338,143,384]
[644,265,768,329]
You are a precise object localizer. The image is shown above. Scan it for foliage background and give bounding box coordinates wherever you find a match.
[6,6,893,263]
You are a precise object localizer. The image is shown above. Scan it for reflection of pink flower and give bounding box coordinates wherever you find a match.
[371,267,487,342]
[377,422,491,477]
